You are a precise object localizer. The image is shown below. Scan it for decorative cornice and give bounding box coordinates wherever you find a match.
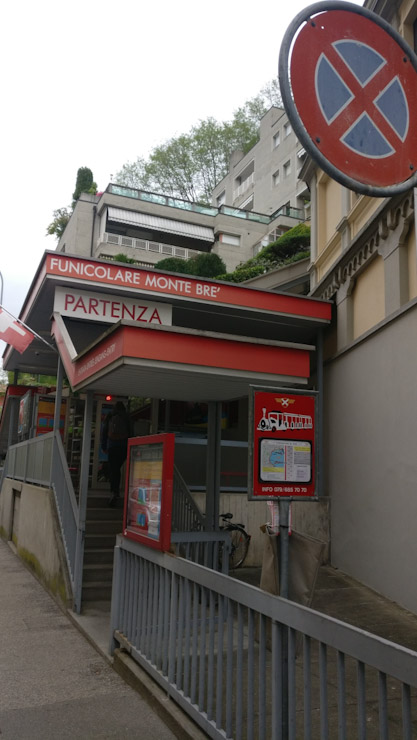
[314,192,414,302]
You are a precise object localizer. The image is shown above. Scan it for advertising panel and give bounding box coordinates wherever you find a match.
[123,433,174,551]
[249,388,317,500]
[35,395,66,438]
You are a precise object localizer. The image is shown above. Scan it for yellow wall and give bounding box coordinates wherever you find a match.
[317,174,342,254]
[400,0,417,46]
[407,224,417,300]
[352,256,385,339]
[349,196,384,239]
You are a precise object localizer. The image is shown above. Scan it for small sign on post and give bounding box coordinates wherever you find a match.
[249,387,317,501]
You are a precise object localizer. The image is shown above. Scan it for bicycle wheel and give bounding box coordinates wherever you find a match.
[228,526,250,569]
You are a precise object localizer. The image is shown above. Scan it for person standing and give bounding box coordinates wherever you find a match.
[101,401,131,507]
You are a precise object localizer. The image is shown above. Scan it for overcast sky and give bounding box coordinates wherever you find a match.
[0,0,362,339]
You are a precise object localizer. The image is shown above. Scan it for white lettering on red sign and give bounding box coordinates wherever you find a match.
[54,287,172,326]
[76,342,117,378]
[48,257,222,301]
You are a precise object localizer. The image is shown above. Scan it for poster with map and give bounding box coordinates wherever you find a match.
[249,388,317,499]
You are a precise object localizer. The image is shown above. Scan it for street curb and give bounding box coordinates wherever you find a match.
[113,649,208,740]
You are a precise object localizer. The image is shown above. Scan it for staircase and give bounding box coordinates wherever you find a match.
[80,470,204,604]
[82,491,124,602]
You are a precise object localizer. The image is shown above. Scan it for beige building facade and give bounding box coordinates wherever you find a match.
[297,0,417,613]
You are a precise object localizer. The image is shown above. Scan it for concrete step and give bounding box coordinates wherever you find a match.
[84,547,115,565]
[82,581,112,602]
[83,563,113,583]
[86,507,124,521]
[86,519,124,535]
[84,533,118,549]
[87,495,112,508]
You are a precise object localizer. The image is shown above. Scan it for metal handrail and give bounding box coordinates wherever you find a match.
[171,465,205,532]
[50,432,79,586]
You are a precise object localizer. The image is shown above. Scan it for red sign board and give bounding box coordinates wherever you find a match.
[280,3,417,195]
[250,390,317,499]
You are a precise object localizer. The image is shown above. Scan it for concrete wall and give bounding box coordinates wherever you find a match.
[325,302,417,613]
[190,494,329,568]
[57,193,98,256]
[0,479,72,606]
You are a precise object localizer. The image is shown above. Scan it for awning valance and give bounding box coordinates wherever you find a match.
[107,207,214,243]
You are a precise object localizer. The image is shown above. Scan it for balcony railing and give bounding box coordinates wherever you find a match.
[108,184,218,216]
[219,205,270,224]
[106,184,301,227]
[270,204,305,220]
[99,232,190,260]
[233,172,254,201]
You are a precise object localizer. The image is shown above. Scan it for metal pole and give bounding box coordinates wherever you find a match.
[151,398,159,434]
[205,401,221,531]
[7,397,17,448]
[53,357,64,438]
[317,329,324,496]
[279,498,291,740]
[73,390,93,613]
[279,499,290,599]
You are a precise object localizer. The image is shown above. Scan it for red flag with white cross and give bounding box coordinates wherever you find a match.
[0,307,35,354]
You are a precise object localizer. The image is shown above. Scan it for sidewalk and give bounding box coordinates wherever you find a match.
[233,563,417,652]
[0,539,181,740]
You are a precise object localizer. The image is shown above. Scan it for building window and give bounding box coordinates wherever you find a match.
[219,233,241,246]
[240,194,254,211]
[216,191,226,207]
[284,122,292,137]
[283,160,292,178]
[272,169,280,187]
[273,132,280,148]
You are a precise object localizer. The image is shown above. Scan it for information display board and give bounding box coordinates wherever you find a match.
[123,433,174,550]
[249,388,317,500]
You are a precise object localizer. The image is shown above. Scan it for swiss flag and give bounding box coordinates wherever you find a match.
[0,308,35,354]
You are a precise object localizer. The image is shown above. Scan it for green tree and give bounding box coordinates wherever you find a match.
[155,257,189,273]
[47,167,97,241]
[46,207,72,239]
[155,252,226,278]
[115,81,281,203]
[186,253,226,278]
[113,253,137,264]
[72,167,97,206]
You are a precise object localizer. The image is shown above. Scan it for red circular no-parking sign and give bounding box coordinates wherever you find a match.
[279,2,417,195]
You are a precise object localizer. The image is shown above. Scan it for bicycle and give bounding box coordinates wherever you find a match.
[219,512,251,569]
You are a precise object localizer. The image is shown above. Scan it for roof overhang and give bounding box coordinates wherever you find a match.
[3,251,332,402]
[52,314,312,401]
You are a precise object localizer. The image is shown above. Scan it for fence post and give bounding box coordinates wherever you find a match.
[109,542,123,654]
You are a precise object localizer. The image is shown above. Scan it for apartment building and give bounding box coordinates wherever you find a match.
[211,106,309,250]
[57,179,304,276]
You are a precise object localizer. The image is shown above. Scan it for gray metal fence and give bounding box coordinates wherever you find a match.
[4,432,78,592]
[110,535,417,740]
[6,432,54,485]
